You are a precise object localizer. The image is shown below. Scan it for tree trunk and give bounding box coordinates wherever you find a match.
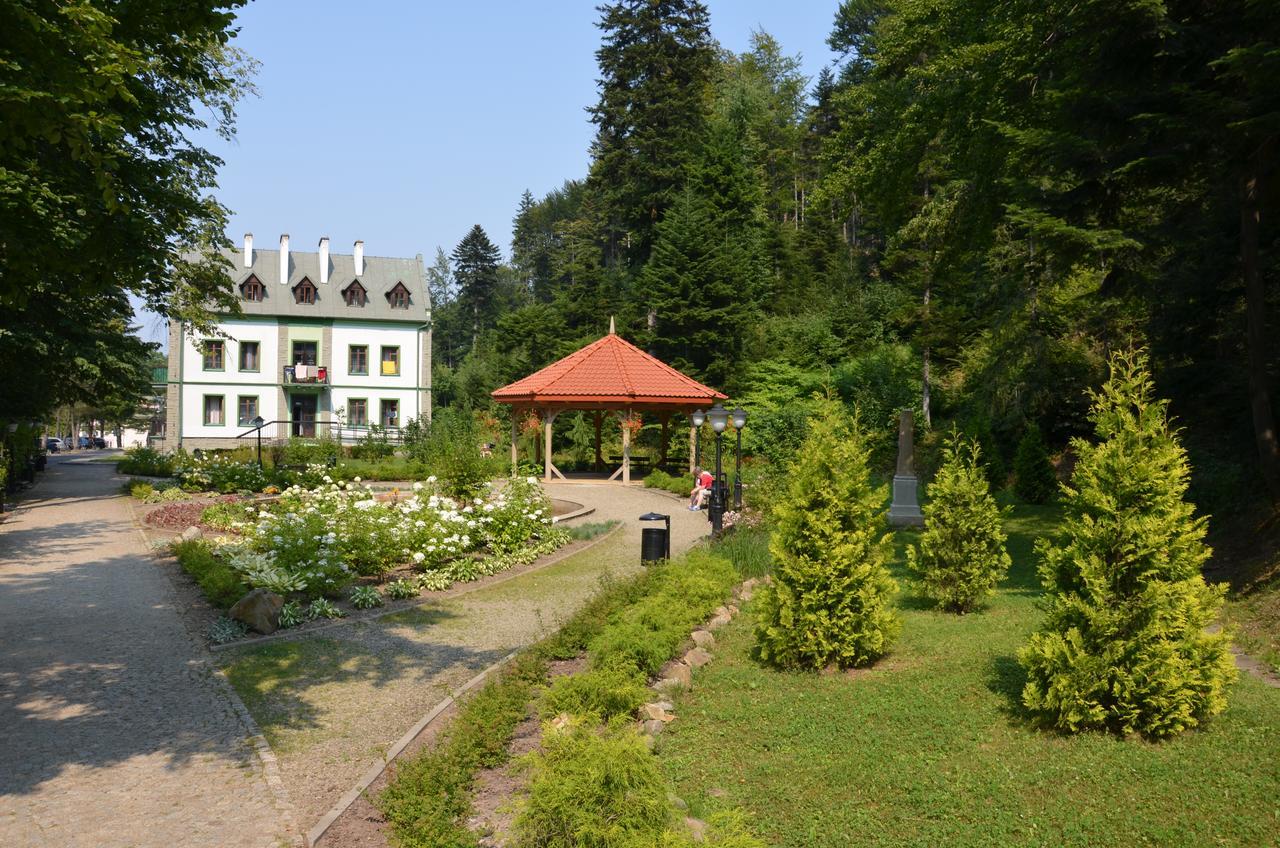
[1242,157,1280,501]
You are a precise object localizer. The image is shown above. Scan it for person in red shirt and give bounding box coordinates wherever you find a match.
[689,466,714,510]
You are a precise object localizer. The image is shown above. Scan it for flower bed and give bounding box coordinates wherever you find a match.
[175,476,569,637]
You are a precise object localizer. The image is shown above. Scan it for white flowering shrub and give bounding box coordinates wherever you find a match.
[176,453,269,493]
[482,476,554,554]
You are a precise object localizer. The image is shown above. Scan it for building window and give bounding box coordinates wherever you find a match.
[381,399,399,428]
[239,341,260,372]
[349,345,368,375]
[240,275,264,302]
[203,395,225,426]
[386,282,411,309]
[292,341,318,366]
[349,398,368,427]
[237,395,259,426]
[201,340,224,371]
[344,281,367,306]
[294,277,317,305]
[380,346,400,376]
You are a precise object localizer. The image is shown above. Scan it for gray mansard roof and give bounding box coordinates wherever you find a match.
[211,246,430,322]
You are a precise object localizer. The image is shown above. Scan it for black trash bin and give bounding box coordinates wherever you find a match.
[639,512,671,563]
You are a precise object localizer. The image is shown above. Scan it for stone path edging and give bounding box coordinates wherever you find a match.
[306,649,521,848]
[209,523,622,653]
[551,504,595,523]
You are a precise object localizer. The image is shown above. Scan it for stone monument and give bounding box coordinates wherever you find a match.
[888,409,925,527]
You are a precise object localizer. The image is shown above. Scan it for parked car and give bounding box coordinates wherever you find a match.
[92,437,107,449]
[77,436,91,449]
[45,438,63,452]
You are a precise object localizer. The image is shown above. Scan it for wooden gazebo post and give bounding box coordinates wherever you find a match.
[510,415,518,475]
[620,410,631,484]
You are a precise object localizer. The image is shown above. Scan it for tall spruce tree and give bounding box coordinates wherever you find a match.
[451,225,502,350]
[754,401,899,669]
[588,0,715,266]
[1019,349,1236,738]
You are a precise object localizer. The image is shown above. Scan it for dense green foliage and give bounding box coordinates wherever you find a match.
[1019,350,1237,737]
[907,431,1010,612]
[754,402,899,669]
[171,539,249,609]
[116,447,175,477]
[1012,425,1057,505]
[0,1,257,424]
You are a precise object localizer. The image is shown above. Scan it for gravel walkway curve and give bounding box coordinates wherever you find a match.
[220,479,710,831]
[0,456,294,848]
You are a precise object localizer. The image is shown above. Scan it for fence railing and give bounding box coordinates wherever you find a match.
[235,419,406,446]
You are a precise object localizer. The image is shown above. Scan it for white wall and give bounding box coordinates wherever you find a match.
[331,323,421,391]
[330,387,422,428]
[183,319,280,386]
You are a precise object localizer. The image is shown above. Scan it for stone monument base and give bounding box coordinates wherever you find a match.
[888,474,925,527]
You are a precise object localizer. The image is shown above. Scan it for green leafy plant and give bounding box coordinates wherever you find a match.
[754,400,899,669]
[349,585,384,610]
[512,724,671,848]
[907,429,1011,613]
[207,616,248,645]
[307,598,344,620]
[201,499,253,531]
[385,578,419,600]
[418,570,452,592]
[1019,349,1237,738]
[1013,423,1057,504]
[565,520,620,541]
[117,446,174,477]
[278,601,305,629]
[540,662,650,722]
[171,539,249,609]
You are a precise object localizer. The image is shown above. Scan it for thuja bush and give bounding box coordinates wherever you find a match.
[754,401,899,669]
[1019,349,1236,738]
[1013,423,1057,504]
[907,430,1011,613]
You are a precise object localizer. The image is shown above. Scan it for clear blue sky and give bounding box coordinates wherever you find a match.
[137,0,841,345]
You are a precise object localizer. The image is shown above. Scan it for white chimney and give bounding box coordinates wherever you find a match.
[318,236,330,284]
[243,233,254,268]
[353,240,364,276]
[279,234,290,284]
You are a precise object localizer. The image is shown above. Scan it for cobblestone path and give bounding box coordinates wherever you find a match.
[0,456,293,848]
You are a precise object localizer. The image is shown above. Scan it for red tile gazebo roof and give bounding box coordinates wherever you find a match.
[491,330,726,409]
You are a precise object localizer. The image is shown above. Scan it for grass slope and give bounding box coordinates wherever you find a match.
[660,505,1280,847]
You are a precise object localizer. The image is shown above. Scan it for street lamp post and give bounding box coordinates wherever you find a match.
[707,404,729,536]
[251,415,266,467]
[691,408,705,470]
[731,407,747,509]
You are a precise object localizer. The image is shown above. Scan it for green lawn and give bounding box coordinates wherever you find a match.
[661,506,1280,847]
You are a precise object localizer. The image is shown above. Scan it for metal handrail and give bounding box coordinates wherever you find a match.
[236,419,407,443]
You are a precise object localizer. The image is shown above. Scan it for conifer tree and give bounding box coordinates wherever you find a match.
[451,225,502,350]
[1019,349,1236,738]
[907,429,1011,613]
[1013,423,1057,504]
[754,401,899,669]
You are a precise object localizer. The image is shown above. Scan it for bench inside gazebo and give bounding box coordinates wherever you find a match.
[491,321,727,483]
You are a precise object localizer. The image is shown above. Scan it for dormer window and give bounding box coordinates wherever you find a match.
[240,275,264,302]
[386,282,411,309]
[343,281,367,307]
[293,277,317,305]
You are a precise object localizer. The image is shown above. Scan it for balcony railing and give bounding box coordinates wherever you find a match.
[283,365,328,385]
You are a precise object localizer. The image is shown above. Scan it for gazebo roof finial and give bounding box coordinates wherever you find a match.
[609,315,616,335]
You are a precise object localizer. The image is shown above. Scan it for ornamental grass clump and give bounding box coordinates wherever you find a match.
[1018,349,1236,738]
[753,400,899,669]
[907,430,1011,613]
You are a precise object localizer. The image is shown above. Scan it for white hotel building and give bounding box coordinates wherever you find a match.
[160,234,431,449]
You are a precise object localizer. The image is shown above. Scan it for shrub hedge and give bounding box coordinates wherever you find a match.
[171,539,249,609]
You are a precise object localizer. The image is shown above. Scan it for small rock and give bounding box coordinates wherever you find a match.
[642,719,666,736]
[726,603,740,616]
[714,605,731,618]
[707,613,732,630]
[550,712,575,733]
[739,587,754,602]
[684,647,713,668]
[179,525,203,543]
[668,793,689,811]
[686,816,707,843]
[742,577,759,590]
[656,700,675,712]
[228,588,283,634]
[639,702,670,722]
[691,630,715,649]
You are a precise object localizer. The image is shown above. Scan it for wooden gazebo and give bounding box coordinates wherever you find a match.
[491,322,727,483]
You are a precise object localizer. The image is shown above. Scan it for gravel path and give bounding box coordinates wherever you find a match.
[0,456,294,848]
[221,480,709,831]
